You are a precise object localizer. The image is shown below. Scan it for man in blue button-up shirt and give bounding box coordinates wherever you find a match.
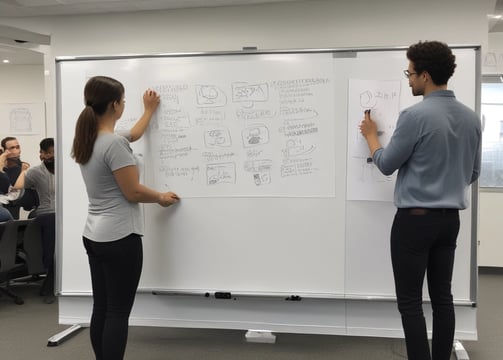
[360,41,481,360]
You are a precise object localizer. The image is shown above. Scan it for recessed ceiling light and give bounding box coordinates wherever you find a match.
[2,59,10,63]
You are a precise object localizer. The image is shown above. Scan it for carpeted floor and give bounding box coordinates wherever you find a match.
[1,269,502,359]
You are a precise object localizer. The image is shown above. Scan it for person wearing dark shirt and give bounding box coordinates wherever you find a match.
[0,149,14,222]
[15,138,56,303]
[0,166,10,195]
[1,137,30,185]
[1,137,31,218]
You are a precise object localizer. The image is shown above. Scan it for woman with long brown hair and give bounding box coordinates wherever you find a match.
[72,76,179,360]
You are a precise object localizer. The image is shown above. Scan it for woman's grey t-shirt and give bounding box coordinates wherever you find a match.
[80,132,143,242]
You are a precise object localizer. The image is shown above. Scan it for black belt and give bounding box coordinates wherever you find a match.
[398,208,459,215]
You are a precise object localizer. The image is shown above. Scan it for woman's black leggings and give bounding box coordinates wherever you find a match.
[83,234,143,360]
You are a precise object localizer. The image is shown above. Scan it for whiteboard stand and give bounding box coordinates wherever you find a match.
[454,340,470,360]
[245,330,276,344]
[47,323,86,347]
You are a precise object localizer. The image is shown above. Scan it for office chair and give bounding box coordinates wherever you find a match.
[0,220,29,305]
[22,219,45,276]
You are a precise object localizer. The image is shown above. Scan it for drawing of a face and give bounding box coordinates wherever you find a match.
[360,90,377,108]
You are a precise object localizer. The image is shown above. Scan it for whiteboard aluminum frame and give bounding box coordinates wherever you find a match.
[55,44,480,62]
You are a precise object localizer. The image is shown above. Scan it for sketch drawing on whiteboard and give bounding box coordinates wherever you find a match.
[204,128,232,148]
[206,162,236,185]
[253,172,271,186]
[346,79,400,201]
[10,107,33,133]
[282,138,315,158]
[236,107,276,121]
[359,157,392,183]
[354,95,393,143]
[280,159,315,178]
[242,124,269,147]
[281,106,319,123]
[196,85,227,107]
[348,79,400,160]
[244,159,272,186]
[152,109,190,131]
[232,82,269,107]
[359,90,378,109]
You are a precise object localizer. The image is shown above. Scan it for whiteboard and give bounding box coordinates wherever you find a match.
[335,49,477,301]
[57,47,478,302]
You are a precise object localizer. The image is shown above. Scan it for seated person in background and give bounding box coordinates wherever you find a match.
[1,137,30,214]
[1,136,30,185]
[15,138,55,303]
[0,150,14,222]
[15,138,54,217]
[1,149,11,194]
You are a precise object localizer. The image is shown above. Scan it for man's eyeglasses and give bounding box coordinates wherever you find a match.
[403,70,418,79]
[6,145,20,151]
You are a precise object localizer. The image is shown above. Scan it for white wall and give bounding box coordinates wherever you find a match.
[0,64,46,169]
[0,0,494,136]
[485,32,503,73]
[479,192,503,266]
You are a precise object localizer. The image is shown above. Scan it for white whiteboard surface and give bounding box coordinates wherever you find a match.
[56,47,478,339]
[146,54,336,198]
[334,49,477,301]
[58,52,346,296]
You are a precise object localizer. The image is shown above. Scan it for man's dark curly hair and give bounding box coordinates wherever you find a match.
[406,41,456,85]
[39,137,54,152]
